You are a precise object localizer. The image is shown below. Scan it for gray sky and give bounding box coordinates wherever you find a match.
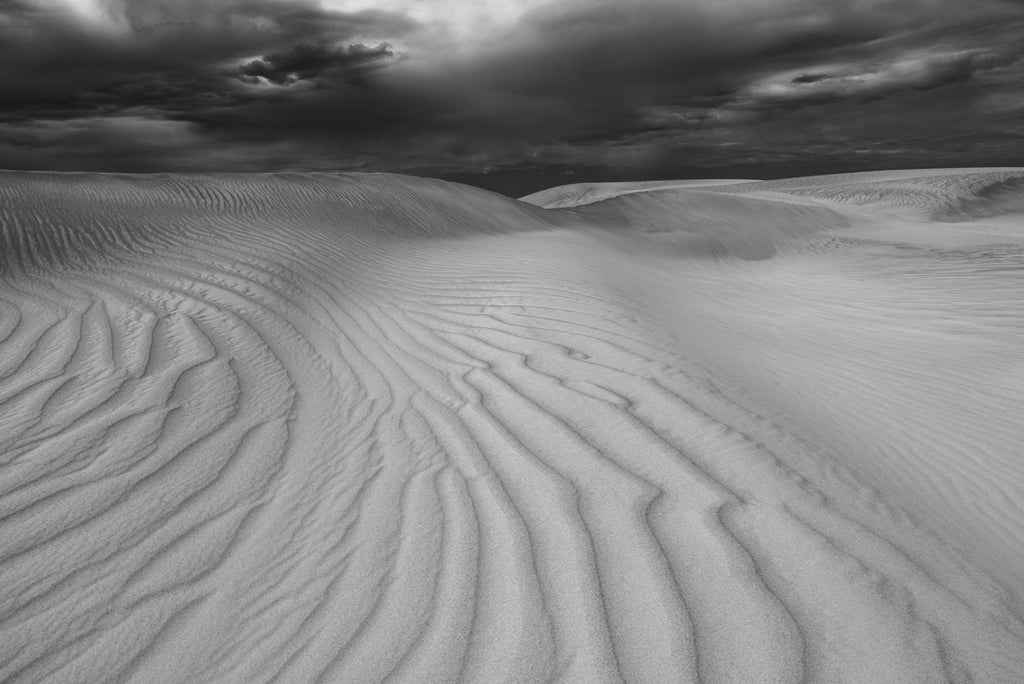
[1,0,1022,194]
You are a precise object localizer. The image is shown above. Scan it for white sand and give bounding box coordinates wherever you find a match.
[1,169,1023,682]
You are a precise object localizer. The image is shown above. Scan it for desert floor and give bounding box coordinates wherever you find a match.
[1,168,1023,682]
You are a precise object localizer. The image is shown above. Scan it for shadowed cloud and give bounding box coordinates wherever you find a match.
[236,41,398,86]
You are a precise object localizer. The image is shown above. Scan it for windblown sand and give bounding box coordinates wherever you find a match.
[1,168,1023,682]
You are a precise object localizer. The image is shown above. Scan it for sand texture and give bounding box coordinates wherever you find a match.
[1,169,1023,682]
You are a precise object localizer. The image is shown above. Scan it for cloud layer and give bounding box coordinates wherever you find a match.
[1,0,1022,192]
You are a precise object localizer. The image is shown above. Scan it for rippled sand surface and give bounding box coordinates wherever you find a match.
[2,169,1023,682]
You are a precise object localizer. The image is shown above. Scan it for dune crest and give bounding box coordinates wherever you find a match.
[1,170,1023,682]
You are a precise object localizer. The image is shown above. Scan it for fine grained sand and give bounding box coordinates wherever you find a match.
[1,168,1022,682]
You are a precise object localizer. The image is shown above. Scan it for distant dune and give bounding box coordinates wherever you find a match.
[1,168,1023,682]
[519,178,756,208]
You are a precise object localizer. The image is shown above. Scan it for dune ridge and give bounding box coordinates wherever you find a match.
[703,168,1024,222]
[1,169,1023,682]
[519,179,755,209]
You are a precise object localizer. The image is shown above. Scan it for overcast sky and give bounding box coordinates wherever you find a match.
[1,0,1022,194]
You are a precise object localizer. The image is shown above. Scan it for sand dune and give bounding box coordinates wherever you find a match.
[519,179,755,208]
[1,169,1023,682]
[703,168,1024,222]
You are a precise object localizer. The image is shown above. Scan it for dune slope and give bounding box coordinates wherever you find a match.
[1,169,1023,682]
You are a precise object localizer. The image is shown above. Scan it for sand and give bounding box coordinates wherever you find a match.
[1,168,1022,682]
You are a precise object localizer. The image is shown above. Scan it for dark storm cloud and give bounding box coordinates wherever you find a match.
[0,0,415,114]
[737,48,1022,111]
[0,1,412,90]
[235,41,396,86]
[792,74,832,84]
[479,1,1021,115]
[0,0,1022,185]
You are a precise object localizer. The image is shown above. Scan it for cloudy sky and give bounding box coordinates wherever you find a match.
[1,0,1022,194]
